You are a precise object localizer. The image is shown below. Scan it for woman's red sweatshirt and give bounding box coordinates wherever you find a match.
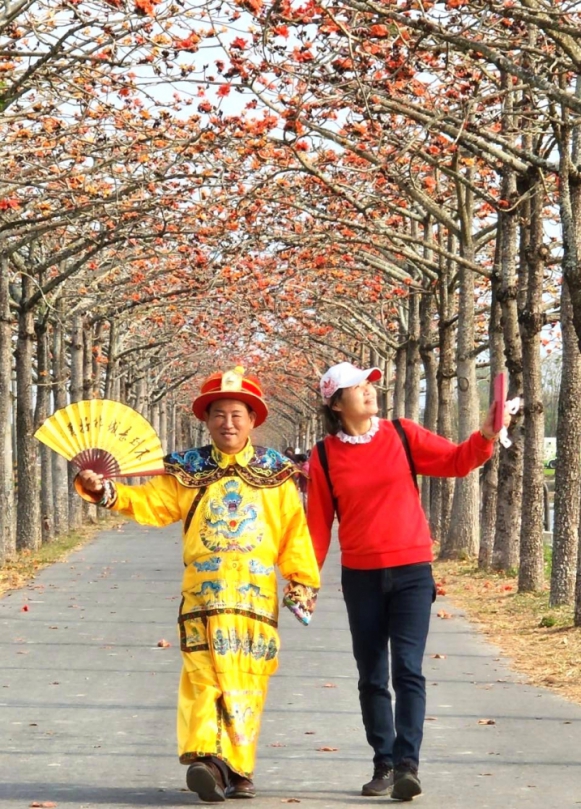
[307,418,494,570]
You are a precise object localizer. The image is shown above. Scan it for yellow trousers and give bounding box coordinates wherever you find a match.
[177,647,271,778]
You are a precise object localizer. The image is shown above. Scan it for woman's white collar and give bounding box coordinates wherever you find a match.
[337,416,380,444]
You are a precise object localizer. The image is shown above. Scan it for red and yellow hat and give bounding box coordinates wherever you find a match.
[192,366,268,427]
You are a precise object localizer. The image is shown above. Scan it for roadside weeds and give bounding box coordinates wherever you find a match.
[435,559,581,705]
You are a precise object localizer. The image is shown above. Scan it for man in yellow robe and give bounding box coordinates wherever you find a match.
[76,367,320,802]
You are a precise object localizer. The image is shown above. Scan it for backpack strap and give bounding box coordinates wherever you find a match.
[392,419,419,492]
[316,421,418,520]
[315,440,340,521]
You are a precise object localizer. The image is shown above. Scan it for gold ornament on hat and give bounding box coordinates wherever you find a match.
[222,366,244,392]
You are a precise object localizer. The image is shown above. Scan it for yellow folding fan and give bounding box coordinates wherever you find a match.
[34,399,165,478]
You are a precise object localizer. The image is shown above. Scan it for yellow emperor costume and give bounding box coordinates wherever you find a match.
[100,439,320,778]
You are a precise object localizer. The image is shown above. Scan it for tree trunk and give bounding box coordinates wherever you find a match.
[517,173,546,593]
[197,418,206,446]
[0,258,15,563]
[69,315,84,401]
[405,291,421,421]
[479,268,504,569]
[151,401,160,436]
[16,274,41,552]
[34,317,54,543]
[52,301,69,536]
[167,396,176,453]
[159,395,168,452]
[560,77,581,351]
[68,314,84,529]
[393,342,406,419]
[177,410,186,449]
[443,287,479,557]
[493,88,524,571]
[556,78,581,607]
[551,281,581,604]
[104,317,120,400]
[420,286,438,518]
[382,351,394,417]
[83,321,94,399]
[430,231,456,543]
[575,525,581,626]
[125,365,135,410]
[92,320,106,397]
[134,368,147,417]
[81,320,98,522]
[443,177,479,560]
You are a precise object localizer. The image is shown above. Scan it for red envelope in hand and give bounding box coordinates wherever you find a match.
[493,372,507,433]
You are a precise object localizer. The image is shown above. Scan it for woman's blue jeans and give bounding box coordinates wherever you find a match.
[341,563,436,768]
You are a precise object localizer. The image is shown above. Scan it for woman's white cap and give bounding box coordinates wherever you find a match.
[320,362,382,404]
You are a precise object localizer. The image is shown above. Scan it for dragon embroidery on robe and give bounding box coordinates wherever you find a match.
[200,479,263,553]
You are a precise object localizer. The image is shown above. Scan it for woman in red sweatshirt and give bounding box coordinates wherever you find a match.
[307,362,505,802]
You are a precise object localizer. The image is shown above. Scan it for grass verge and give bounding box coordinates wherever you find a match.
[0,515,124,598]
[434,557,581,704]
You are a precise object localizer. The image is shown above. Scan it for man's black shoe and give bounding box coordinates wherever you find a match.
[186,760,226,802]
[225,774,256,799]
[391,762,422,801]
[361,762,394,796]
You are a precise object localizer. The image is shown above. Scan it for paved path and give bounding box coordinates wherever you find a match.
[1,521,580,808]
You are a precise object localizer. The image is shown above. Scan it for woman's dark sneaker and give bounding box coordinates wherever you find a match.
[361,762,394,796]
[391,762,422,801]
